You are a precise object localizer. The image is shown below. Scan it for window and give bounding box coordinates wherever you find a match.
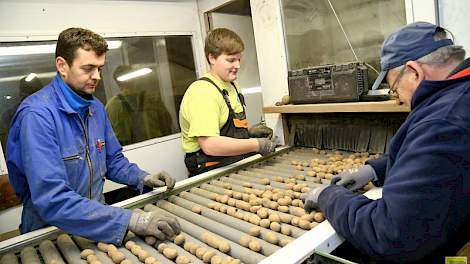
[281,0,406,83]
[0,35,197,151]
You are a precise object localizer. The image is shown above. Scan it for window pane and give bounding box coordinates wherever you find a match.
[0,35,197,152]
[281,0,406,79]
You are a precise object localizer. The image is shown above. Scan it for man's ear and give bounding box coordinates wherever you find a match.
[405,61,425,83]
[56,57,68,77]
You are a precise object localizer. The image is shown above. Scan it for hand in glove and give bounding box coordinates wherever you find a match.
[143,171,176,190]
[129,211,181,240]
[300,185,328,213]
[256,138,276,156]
[330,164,376,191]
[248,123,273,139]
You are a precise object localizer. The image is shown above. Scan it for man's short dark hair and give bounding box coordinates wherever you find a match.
[55,27,108,66]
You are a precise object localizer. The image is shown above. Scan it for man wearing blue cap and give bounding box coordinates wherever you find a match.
[302,22,470,263]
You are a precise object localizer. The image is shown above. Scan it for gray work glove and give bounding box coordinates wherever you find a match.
[248,123,273,139]
[129,211,181,240]
[256,138,276,156]
[300,185,328,213]
[330,164,376,191]
[143,171,176,190]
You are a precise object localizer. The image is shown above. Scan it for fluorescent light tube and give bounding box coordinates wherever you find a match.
[116,68,152,82]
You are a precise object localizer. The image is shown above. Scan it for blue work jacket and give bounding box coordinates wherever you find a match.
[6,75,148,245]
[319,73,470,263]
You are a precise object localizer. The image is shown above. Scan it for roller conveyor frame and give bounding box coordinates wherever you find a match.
[0,146,382,263]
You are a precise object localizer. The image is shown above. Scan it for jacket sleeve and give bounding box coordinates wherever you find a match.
[318,120,470,262]
[366,154,388,186]
[19,111,132,245]
[103,113,148,192]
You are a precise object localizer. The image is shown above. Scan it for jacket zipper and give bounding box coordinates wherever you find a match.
[63,155,81,161]
[78,113,94,199]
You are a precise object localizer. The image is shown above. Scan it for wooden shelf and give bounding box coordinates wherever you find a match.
[263,100,410,114]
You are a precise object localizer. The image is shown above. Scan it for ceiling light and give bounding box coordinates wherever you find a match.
[25,73,38,82]
[0,40,122,56]
[117,68,152,82]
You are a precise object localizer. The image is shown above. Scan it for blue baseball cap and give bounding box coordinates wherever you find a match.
[371,21,454,90]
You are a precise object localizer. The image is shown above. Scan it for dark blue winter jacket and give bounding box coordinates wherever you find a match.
[6,75,148,245]
[319,71,470,263]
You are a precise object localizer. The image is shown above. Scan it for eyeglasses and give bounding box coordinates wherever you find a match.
[389,66,406,97]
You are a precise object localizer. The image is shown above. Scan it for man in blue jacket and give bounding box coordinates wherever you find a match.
[6,28,180,245]
[302,22,470,263]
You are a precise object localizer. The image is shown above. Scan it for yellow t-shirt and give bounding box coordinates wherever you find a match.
[179,73,244,153]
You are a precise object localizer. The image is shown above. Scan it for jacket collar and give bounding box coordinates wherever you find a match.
[52,74,95,116]
[411,72,470,109]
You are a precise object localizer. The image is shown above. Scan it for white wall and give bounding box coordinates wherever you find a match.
[0,0,205,234]
[438,0,470,50]
[250,0,287,143]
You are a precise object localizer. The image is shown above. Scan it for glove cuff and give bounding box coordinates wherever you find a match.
[364,164,378,182]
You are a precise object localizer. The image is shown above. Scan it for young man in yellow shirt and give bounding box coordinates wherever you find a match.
[179,28,276,176]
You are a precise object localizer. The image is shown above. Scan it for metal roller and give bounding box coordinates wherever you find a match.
[156,200,281,256]
[38,240,65,264]
[56,234,86,264]
[144,203,265,264]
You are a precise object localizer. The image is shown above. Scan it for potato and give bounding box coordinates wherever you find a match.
[218,241,231,253]
[131,245,142,255]
[281,225,291,236]
[259,178,270,185]
[274,176,284,182]
[176,255,191,264]
[279,238,292,247]
[196,247,208,259]
[299,220,311,230]
[137,250,149,262]
[89,261,103,264]
[211,255,223,264]
[248,240,261,252]
[259,219,270,228]
[313,212,325,222]
[189,243,200,255]
[121,260,133,264]
[268,213,280,223]
[239,235,251,247]
[249,198,262,206]
[301,214,314,222]
[87,254,99,262]
[125,240,135,250]
[270,222,281,232]
[301,187,310,193]
[163,247,178,259]
[249,215,261,225]
[264,232,278,245]
[80,249,94,259]
[107,244,117,253]
[278,205,289,213]
[183,242,192,251]
[295,165,303,171]
[242,182,252,188]
[291,207,306,217]
[269,201,279,210]
[291,217,300,226]
[220,206,228,214]
[192,205,202,214]
[249,226,261,237]
[145,236,157,245]
[96,242,108,252]
[202,250,216,263]
[279,214,292,223]
[172,234,185,246]
[257,208,268,219]
[235,200,251,211]
[249,205,261,213]
[157,243,168,253]
[232,192,242,199]
[219,195,229,204]
[229,259,242,264]
[307,171,316,177]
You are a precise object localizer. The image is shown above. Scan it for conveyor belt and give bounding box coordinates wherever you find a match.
[0,147,377,264]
